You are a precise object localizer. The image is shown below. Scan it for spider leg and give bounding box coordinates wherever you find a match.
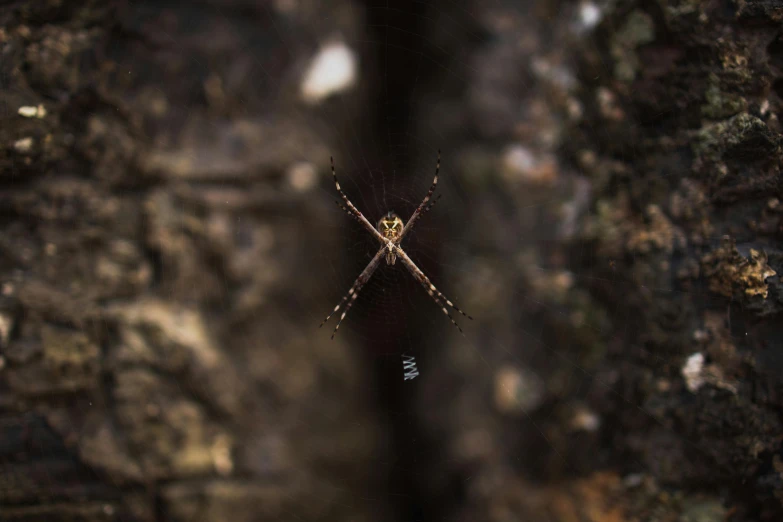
[335,200,361,222]
[335,197,438,230]
[420,193,441,217]
[337,194,438,229]
[320,246,386,339]
[394,245,472,335]
[398,149,440,244]
[331,156,388,246]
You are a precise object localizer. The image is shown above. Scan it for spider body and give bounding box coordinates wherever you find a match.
[321,151,472,339]
[378,212,403,264]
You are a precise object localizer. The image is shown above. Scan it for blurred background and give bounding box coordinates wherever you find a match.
[2,0,783,521]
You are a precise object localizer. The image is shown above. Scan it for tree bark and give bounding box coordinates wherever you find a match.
[1,2,388,521]
[413,1,783,520]
[2,1,783,521]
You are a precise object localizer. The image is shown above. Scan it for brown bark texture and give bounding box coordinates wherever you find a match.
[1,0,783,521]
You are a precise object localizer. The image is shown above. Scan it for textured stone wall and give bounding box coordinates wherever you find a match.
[2,1,783,521]
[412,1,783,520]
[1,2,388,520]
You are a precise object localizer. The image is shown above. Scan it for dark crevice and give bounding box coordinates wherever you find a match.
[354,2,475,521]
[357,1,432,518]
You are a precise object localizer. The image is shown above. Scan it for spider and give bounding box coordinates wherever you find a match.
[320,150,472,339]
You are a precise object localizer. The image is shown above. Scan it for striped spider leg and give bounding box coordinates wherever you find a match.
[396,149,441,244]
[320,246,386,339]
[393,245,472,335]
[330,156,388,246]
[321,152,471,338]
[392,149,471,329]
[334,193,441,231]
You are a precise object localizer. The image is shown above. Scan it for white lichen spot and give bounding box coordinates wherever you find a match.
[18,106,37,118]
[13,137,33,153]
[287,162,318,192]
[503,145,535,175]
[571,406,601,432]
[692,328,709,342]
[530,57,576,91]
[17,104,46,118]
[597,87,624,121]
[501,144,558,185]
[494,365,545,415]
[567,97,583,121]
[682,352,705,393]
[301,41,357,104]
[578,2,602,31]
[623,473,645,488]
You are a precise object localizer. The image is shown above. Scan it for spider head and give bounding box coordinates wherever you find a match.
[378,212,403,265]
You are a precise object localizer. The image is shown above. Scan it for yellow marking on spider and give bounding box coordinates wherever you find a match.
[322,150,472,338]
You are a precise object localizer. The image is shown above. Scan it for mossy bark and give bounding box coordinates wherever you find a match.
[411,0,783,520]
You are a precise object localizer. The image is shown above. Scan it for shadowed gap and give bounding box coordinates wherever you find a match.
[354,1,465,521]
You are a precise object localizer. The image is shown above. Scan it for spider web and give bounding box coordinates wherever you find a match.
[4,0,773,521]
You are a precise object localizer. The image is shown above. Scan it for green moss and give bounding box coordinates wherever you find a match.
[611,10,655,82]
[664,0,701,18]
[692,112,772,167]
[692,120,727,164]
[679,497,727,522]
[724,112,769,148]
[701,74,747,120]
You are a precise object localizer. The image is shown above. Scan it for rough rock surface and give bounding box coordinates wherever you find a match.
[1,2,386,520]
[2,0,783,521]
